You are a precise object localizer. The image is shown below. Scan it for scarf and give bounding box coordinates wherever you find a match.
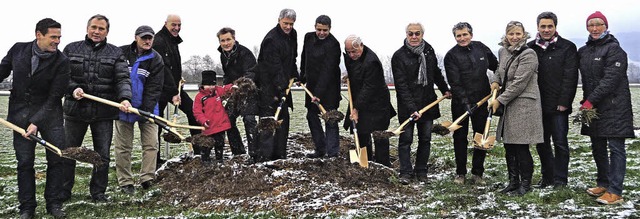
[404,39,428,86]
[31,41,54,77]
[535,32,559,50]
[588,30,610,41]
[499,31,531,53]
[222,44,238,67]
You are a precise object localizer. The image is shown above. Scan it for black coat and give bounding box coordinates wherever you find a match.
[527,36,578,114]
[0,40,70,128]
[120,42,164,113]
[343,46,396,133]
[254,24,298,117]
[578,34,634,138]
[63,36,132,122]
[392,41,450,121]
[153,26,182,102]
[444,41,497,107]
[218,42,258,115]
[300,32,342,110]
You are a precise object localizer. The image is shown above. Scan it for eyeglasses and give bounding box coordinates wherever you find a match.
[407,31,421,37]
[588,23,605,28]
[508,21,523,27]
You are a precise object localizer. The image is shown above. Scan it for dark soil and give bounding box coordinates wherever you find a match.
[257,117,279,132]
[320,109,345,125]
[371,130,395,139]
[152,132,426,217]
[162,132,182,143]
[431,123,451,136]
[186,134,215,148]
[62,147,103,166]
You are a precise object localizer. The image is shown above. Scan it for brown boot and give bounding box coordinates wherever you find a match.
[586,186,607,197]
[596,192,624,205]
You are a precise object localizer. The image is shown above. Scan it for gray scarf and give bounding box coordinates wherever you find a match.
[31,41,54,77]
[404,39,428,86]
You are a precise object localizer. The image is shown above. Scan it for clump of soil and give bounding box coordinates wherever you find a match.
[153,132,425,217]
[372,130,395,139]
[62,147,103,166]
[320,109,345,125]
[257,117,279,132]
[186,134,215,148]
[431,123,450,136]
[162,132,182,143]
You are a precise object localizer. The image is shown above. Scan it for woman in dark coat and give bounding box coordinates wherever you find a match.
[579,11,634,205]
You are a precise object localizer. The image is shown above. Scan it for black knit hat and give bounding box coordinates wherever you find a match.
[201,70,217,85]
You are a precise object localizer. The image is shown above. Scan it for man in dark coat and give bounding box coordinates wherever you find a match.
[343,35,396,167]
[153,14,201,162]
[444,22,496,186]
[254,8,299,161]
[300,15,342,158]
[579,11,634,205]
[61,14,132,203]
[216,27,258,157]
[0,18,69,219]
[393,23,451,184]
[527,12,578,189]
[115,25,165,194]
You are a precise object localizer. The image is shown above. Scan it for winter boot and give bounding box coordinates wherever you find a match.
[514,145,534,196]
[500,145,520,194]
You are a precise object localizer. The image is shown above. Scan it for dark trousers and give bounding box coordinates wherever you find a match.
[306,106,340,156]
[202,132,225,161]
[226,114,257,155]
[358,130,391,167]
[258,107,290,160]
[158,90,202,155]
[14,122,65,212]
[397,119,432,175]
[61,119,113,200]
[451,102,488,176]
[591,136,626,196]
[535,112,570,185]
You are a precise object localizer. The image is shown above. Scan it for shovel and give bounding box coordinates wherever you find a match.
[258,78,295,132]
[346,78,368,168]
[172,77,195,156]
[441,93,492,132]
[375,96,447,139]
[0,118,103,166]
[82,93,186,142]
[473,89,498,150]
[300,83,344,124]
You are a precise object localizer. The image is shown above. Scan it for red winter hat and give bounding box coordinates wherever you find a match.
[586,11,608,28]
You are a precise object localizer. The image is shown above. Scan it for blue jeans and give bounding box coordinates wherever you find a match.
[306,107,340,156]
[61,119,113,200]
[590,137,626,196]
[536,113,570,185]
[14,123,65,212]
[398,119,432,176]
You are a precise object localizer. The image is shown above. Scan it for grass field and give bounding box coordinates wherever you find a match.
[0,88,638,218]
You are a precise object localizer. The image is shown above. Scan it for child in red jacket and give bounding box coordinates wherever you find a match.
[193,70,235,162]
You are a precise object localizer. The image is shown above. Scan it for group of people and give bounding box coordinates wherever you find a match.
[0,8,633,218]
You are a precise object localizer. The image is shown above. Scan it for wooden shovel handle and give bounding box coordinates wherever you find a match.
[0,118,63,156]
[393,96,447,133]
[300,84,327,114]
[274,78,296,119]
[482,89,499,137]
[450,93,493,126]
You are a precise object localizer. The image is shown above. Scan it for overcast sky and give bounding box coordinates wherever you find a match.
[2,0,639,62]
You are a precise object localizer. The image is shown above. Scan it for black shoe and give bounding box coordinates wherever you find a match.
[306,152,325,158]
[326,153,339,158]
[92,194,110,203]
[121,184,135,194]
[47,206,66,218]
[416,174,429,183]
[141,181,153,190]
[553,183,567,190]
[19,210,34,219]
[399,174,411,185]
[534,179,552,189]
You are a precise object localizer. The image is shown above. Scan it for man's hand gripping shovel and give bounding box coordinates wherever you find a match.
[473,89,499,150]
[440,93,492,132]
[373,96,447,139]
[346,78,368,168]
[258,78,295,133]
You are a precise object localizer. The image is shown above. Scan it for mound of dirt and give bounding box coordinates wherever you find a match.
[153,132,426,217]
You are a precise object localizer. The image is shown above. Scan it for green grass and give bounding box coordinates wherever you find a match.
[0,88,638,218]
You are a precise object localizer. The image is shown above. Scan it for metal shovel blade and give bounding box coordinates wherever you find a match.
[359,147,369,168]
[349,149,359,163]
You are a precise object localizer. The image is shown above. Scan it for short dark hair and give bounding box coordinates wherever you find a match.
[537,11,558,26]
[87,14,110,31]
[452,22,473,36]
[217,27,236,39]
[315,15,331,27]
[35,18,61,36]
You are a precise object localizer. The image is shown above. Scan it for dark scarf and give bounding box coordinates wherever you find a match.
[404,39,428,86]
[31,40,54,77]
[222,44,238,66]
[535,32,559,50]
